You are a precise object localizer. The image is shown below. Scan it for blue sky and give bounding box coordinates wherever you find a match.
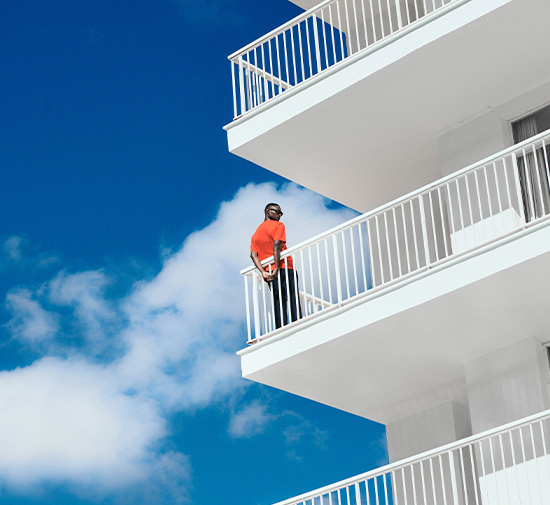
[0,1,387,504]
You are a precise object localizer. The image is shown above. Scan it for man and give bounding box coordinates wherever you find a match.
[250,203,301,329]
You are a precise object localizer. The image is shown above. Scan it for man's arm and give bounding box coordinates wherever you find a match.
[251,251,272,282]
[271,239,282,280]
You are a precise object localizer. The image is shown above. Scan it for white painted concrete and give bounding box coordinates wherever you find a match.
[465,337,550,435]
[386,401,471,461]
[438,81,550,177]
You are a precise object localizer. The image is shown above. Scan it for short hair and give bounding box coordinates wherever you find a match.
[264,202,280,212]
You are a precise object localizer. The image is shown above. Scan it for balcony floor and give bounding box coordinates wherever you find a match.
[239,219,550,424]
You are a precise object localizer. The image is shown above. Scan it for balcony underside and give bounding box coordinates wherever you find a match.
[239,219,550,425]
[226,0,550,213]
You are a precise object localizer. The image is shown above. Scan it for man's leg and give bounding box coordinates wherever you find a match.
[271,276,282,329]
[287,270,302,323]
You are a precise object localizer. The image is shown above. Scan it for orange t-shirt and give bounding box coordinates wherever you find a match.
[250,220,294,271]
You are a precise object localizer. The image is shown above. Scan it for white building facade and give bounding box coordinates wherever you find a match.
[225,0,550,503]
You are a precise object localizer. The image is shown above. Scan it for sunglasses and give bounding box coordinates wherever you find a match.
[268,208,283,216]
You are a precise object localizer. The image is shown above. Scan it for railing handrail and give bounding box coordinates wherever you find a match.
[228,0,334,61]
[272,407,550,505]
[241,127,550,276]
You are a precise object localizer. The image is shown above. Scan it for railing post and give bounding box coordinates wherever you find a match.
[332,234,343,304]
[511,152,528,224]
[418,195,432,267]
[448,451,461,505]
[354,482,361,505]
[311,12,322,74]
[252,273,262,339]
[244,275,252,342]
[395,0,404,29]
[238,56,246,115]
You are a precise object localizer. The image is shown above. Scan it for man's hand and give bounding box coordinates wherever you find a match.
[251,251,277,283]
[266,267,278,282]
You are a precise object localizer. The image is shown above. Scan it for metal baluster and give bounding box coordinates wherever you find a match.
[487,437,502,505]
[305,16,314,78]
[308,247,316,314]
[351,0,361,52]
[359,0,369,48]
[511,152,528,224]
[244,275,252,341]
[340,230,351,300]
[324,238,334,303]
[358,222,368,292]
[367,218,378,288]
[336,1,346,59]
[312,12,322,74]
[282,30,290,91]
[275,34,283,96]
[316,242,326,310]
[528,422,545,505]
[290,25,298,85]
[320,8,330,70]
[409,199,421,271]
[437,186,451,257]
[418,195,431,268]
[473,168,488,244]
[399,203,411,274]
[375,214,386,284]
[231,61,238,118]
[428,190,440,261]
[468,443,481,505]
[385,0,395,34]
[491,161,507,237]
[343,0,353,56]
[328,4,338,64]
[298,20,306,84]
[392,207,403,277]
[349,227,359,296]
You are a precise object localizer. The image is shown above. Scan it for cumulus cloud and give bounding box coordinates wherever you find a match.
[1,235,58,270]
[5,289,59,346]
[0,358,166,488]
[4,236,23,261]
[228,400,276,438]
[282,412,329,461]
[1,182,356,499]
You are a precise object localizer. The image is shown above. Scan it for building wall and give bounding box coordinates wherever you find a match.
[464,336,550,434]
[437,81,550,177]
[386,400,472,462]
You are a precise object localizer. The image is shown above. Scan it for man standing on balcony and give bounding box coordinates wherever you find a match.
[250,203,301,329]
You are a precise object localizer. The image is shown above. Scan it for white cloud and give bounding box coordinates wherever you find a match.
[228,400,276,438]
[4,236,23,261]
[1,182,356,498]
[1,235,58,269]
[48,270,116,347]
[282,412,329,461]
[5,289,59,346]
[0,358,168,489]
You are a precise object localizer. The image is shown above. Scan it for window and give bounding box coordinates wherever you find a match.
[511,104,550,222]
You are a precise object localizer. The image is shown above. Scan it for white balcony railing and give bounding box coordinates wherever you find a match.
[270,408,550,505]
[241,130,550,343]
[229,0,459,119]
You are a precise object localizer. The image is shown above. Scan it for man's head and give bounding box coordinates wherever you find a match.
[264,203,283,221]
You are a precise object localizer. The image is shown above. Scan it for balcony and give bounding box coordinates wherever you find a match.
[239,130,550,424]
[266,408,550,505]
[225,0,550,212]
[228,0,460,119]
